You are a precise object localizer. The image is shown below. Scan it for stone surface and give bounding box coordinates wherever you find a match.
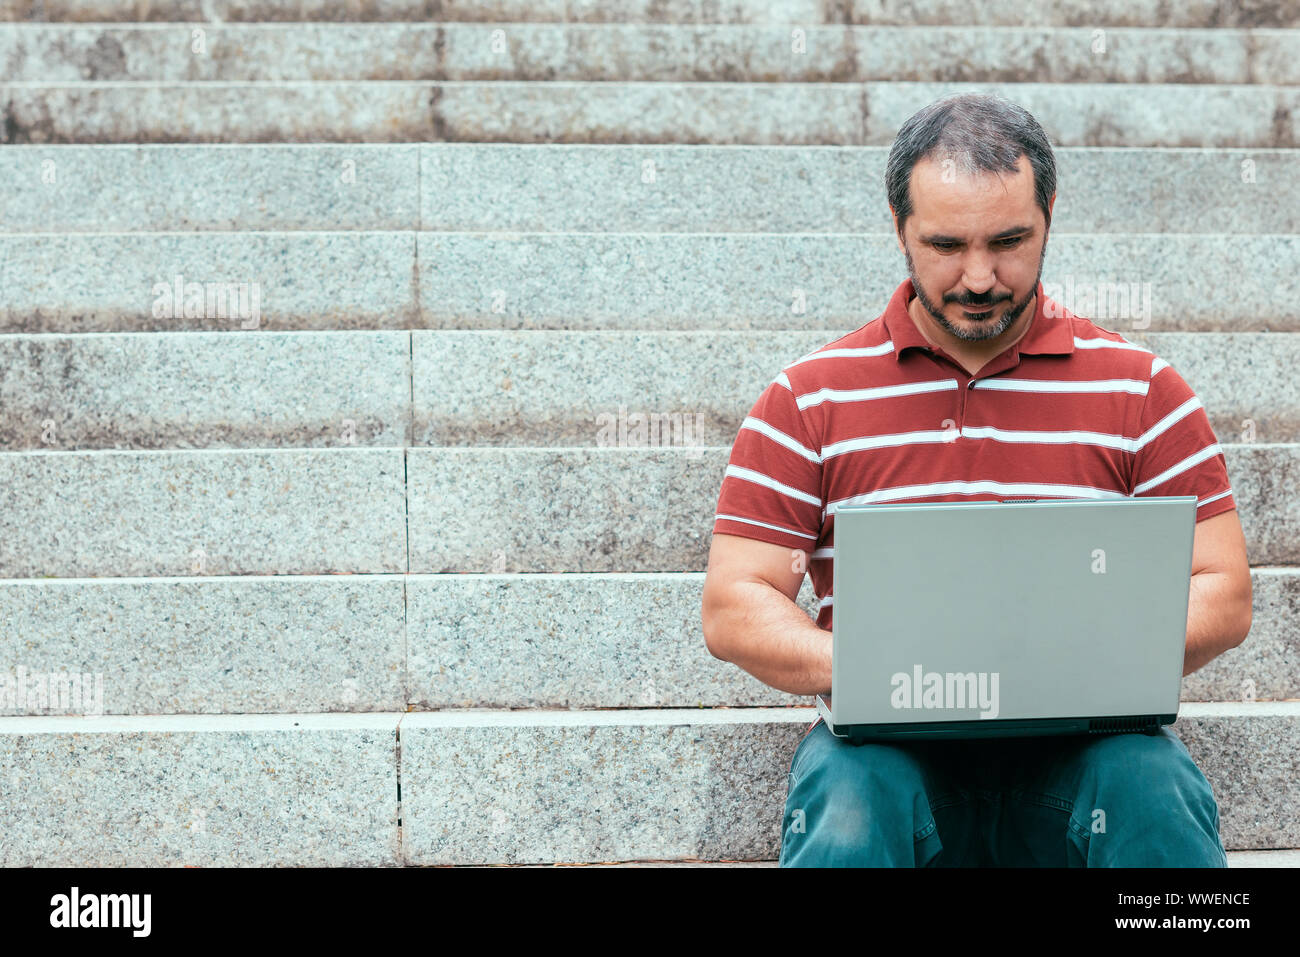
[1223,445,1300,566]
[0,712,401,866]
[414,233,1300,331]
[8,328,1294,457]
[1224,849,1300,867]
[1,82,1293,146]
[420,145,1300,235]
[1127,333,1300,445]
[1178,569,1300,704]
[0,576,405,714]
[0,567,1283,716]
[405,573,814,709]
[0,231,417,332]
[0,705,1291,866]
[398,704,1300,864]
[413,329,773,447]
[0,331,411,449]
[1173,703,1300,851]
[2,232,1293,333]
[1,144,1292,235]
[405,445,1298,571]
[406,447,724,573]
[0,0,1294,27]
[399,708,808,865]
[0,449,407,576]
[2,25,1294,85]
[403,569,1298,708]
[413,330,1300,447]
[0,144,419,232]
[861,83,1296,148]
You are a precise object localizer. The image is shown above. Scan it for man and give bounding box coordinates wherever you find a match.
[700,93,1252,867]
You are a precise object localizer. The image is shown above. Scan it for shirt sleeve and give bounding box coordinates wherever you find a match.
[1131,355,1236,523]
[712,373,824,551]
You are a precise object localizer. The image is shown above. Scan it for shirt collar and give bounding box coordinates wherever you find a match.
[881,278,1075,363]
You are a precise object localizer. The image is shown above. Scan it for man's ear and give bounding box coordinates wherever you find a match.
[889,206,905,252]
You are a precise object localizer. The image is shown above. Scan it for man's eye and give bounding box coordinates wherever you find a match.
[931,238,1021,251]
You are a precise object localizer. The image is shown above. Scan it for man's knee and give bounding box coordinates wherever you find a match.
[785,722,930,800]
[781,726,939,865]
[1082,730,1217,813]
[1067,729,1225,866]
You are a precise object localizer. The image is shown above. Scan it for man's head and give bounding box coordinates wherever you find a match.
[885,93,1057,346]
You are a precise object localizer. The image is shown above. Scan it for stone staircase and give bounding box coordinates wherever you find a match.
[0,1,1296,865]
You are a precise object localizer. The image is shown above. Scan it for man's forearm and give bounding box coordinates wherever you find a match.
[1183,571,1251,676]
[709,581,832,697]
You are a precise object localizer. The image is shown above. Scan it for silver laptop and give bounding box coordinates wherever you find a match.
[817,496,1197,741]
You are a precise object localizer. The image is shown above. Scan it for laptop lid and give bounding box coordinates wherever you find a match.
[825,496,1196,734]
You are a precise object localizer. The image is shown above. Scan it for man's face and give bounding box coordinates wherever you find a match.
[893,153,1053,344]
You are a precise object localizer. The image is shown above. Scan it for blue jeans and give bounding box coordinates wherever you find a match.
[779,718,1228,867]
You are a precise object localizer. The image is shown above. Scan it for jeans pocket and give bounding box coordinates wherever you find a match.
[788,724,820,786]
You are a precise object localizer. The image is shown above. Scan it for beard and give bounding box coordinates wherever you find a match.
[904,244,1044,344]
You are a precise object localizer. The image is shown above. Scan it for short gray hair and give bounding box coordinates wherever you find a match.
[885,93,1057,237]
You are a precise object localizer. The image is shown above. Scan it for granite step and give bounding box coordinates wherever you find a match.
[0,448,409,577]
[398,703,1300,863]
[1,82,1294,146]
[2,330,1292,450]
[0,574,407,715]
[2,144,1295,235]
[0,145,422,232]
[397,702,1297,863]
[408,330,1300,448]
[416,144,1300,236]
[0,569,1292,715]
[0,331,412,450]
[3,24,1296,85]
[402,444,1298,570]
[401,569,1300,708]
[0,712,401,866]
[1,232,1294,332]
[0,444,1291,576]
[0,704,1293,865]
[1,0,1295,28]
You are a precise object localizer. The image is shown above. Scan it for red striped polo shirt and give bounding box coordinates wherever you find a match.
[712,278,1236,634]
